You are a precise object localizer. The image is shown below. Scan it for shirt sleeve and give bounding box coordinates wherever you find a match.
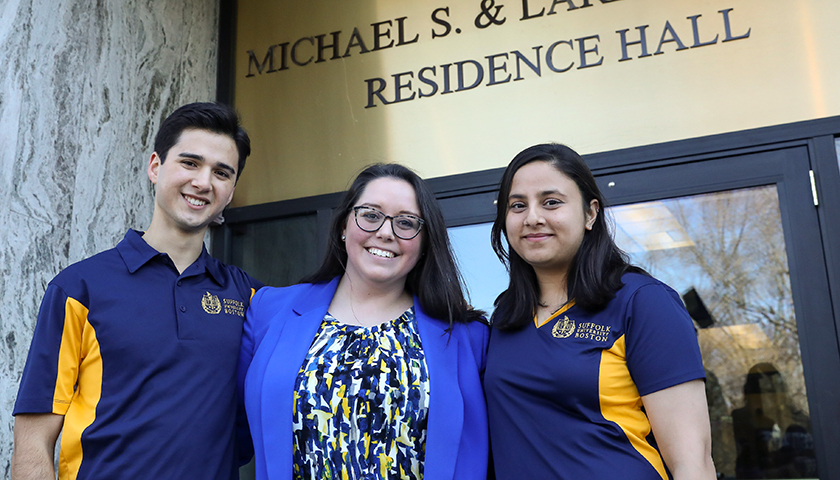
[624,283,706,396]
[246,274,264,300]
[14,283,87,416]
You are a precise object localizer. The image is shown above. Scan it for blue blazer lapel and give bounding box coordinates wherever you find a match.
[256,279,339,480]
[416,299,463,480]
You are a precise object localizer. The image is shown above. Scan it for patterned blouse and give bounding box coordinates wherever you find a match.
[292,307,431,479]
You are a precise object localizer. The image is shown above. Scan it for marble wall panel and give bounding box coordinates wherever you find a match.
[0,0,219,475]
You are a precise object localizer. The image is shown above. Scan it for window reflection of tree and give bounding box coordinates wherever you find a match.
[619,186,814,478]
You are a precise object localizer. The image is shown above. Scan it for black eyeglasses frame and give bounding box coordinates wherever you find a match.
[351,206,425,240]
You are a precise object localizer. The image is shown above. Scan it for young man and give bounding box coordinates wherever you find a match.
[11,102,263,480]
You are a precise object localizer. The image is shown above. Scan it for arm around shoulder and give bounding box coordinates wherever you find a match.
[642,379,716,480]
[11,413,64,480]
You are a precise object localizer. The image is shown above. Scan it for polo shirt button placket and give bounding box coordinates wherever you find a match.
[179,305,187,312]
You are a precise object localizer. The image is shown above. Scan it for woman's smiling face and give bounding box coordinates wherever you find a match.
[342,177,424,290]
[505,161,598,277]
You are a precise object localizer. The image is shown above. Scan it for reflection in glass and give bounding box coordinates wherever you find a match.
[610,186,817,479]
[835,138,840,174]
[229,215,321,288]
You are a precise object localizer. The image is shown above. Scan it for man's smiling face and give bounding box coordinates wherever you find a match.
[147,128,238,234]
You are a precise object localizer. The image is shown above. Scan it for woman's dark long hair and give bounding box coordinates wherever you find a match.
[302,163,484,326]
[490,144,645,331]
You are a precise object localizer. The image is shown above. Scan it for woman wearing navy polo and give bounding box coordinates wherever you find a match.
[238,164,489,480]
[484,144,716,479]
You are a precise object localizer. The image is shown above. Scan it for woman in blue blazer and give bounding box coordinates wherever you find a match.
[238,164,489,480]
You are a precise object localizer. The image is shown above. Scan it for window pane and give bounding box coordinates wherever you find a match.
[448,223,508,316]
[611,185,817,479]
[230,214,321,287]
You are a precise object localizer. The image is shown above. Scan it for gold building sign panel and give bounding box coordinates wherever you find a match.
[233,0,840,206]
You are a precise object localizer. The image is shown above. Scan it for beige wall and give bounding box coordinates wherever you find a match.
[233,0,840,206]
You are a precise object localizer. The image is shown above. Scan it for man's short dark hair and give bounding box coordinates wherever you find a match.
[153,102,251,180]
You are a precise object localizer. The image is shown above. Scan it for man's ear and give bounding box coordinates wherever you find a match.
[148,152,162,185]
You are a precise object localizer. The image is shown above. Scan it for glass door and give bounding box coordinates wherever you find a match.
[610,186,814,479]
[449,145,839,479]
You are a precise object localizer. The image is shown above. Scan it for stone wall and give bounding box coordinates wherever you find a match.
[0,1,219,475]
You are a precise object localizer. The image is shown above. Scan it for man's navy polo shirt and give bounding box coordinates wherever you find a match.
[14,229,262,480]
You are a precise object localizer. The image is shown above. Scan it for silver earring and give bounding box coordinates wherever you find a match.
[341,235,346,241]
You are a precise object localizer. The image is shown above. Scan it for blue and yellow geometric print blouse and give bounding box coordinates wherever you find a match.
[292,307,430,479]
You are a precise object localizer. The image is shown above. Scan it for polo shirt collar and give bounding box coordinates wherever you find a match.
[201,249,225,285]
[116,230,224,284]
[117,230,159,273]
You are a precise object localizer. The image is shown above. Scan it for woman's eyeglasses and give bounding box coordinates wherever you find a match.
[352,206,424,240]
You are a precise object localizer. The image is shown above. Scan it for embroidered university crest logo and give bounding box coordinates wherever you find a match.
[552,315,575,338]
[201,292,222,314]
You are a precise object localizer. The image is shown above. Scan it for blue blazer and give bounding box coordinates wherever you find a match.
[238,278,490,480]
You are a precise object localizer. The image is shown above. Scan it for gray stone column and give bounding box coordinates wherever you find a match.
[0,1,219,475]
